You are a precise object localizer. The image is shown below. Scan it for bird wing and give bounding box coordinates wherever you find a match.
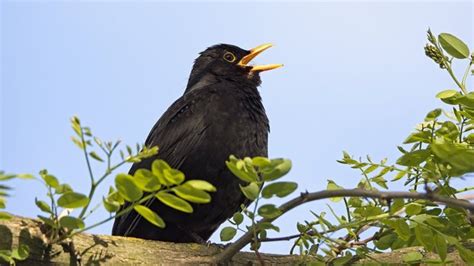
[112,89,210,236]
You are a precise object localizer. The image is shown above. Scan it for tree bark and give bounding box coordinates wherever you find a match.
[0,215,468,265]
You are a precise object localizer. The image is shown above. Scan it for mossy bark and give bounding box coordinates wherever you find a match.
[0,215,468,265]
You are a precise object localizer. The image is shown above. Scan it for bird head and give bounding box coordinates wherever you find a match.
[185,43,282,94]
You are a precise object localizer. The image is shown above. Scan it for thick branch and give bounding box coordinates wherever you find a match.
[211,188,474,263]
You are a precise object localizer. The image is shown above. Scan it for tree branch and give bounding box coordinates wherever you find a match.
[210,188,474,263]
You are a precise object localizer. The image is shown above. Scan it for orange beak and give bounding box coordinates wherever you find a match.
[238,43,283,72]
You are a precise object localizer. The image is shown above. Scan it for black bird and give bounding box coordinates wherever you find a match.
[112,43,282,243]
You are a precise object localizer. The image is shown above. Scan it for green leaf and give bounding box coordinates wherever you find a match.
[431,143,474,175]
[456,244,474,264]
[11,244,29,261]
[184,180,216,192]
[258,204,281,219]
[156,192,193,213]
[151,159,173,185]
[436,89,458,99]
[406,203,422,216]
[374,233,396,250]
[42,174,60,189]
[232,212,244,225]
[434,233,447,261]
[16,173,35,179]
[35,198,52,214]
[0,211,12,220]
[425,108,442,121]
[396,149,430,167]
[89,151,104,162]
[55,184,73,194]
[220,226,237,241]
[402,251,423,263]
[393,219,411,241]
[239,182,260,201]
[403,131,431,144]
[414,225,434,251]
[251,156,271,168]
[115,173,143,202]
[134,205,165,228]
[59,216,85,230]
[172,183,211,203]
[226,158,258,183]
[439,33,470,59]
[261,182,297,199]
[260,158,292,181]
[163,169,185,185]
[133,169,161,192]
[103,197,120,213]
[326,180,343,202]
[57,192,89,208]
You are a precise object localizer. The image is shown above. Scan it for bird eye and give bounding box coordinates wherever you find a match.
[223,52,236,63]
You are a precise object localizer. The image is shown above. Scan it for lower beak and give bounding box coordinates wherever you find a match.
[238,43,283,72]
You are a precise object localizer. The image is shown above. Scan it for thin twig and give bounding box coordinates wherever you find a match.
[209,188,474,264]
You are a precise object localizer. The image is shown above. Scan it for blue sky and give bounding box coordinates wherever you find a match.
[1,1,473,254]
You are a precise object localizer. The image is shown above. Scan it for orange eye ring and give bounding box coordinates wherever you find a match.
[223,52,236,63]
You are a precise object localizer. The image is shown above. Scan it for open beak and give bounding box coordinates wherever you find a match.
[238,43,283,72]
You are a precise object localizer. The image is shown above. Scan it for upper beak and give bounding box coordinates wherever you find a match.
[238,43,283,72]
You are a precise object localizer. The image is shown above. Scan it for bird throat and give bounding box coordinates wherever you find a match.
[184,73,218,94]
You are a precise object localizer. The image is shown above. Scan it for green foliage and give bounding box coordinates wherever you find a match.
[0,115,215,264]
[219,29,474,264]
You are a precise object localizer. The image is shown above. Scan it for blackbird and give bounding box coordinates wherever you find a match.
[112,43,282,243]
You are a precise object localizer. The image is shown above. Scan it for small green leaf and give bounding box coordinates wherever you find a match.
[220,226,237,241]
[232,212,244,225]
[151,159,172,185]
[431,143,474,175]
[239,182,260,201]
[402,251,423,263]
[42,174,60,189]
[57,192,89,208]
[35,198,52,214]
[414,225,434,251]
[439,33,470,59]
[133,169,161,192]
[390,199,404,214]
[456,244,474,264]
[327,180,343,202]
[406,203,422,216]
[261,182,297,199]
[184,180,216,192]
[436,89,458,99]
[59,216,85,230]
[115,173,143,202]
[258,204,281,219]
[16,173,35,179]
[163,169,185,185]
[89,151,104,162]
[251,156,271,168]
[260,158,292,181]
[396,149,430,167]
[226,159,258,183]
[425,108,442,121]
[172,183,211,203]
[434,233,447,261]
[134,205,165,228]
[394,219,411,241]
[103,197,120,213]
[55,184,73,194]
[156,192,193,213]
